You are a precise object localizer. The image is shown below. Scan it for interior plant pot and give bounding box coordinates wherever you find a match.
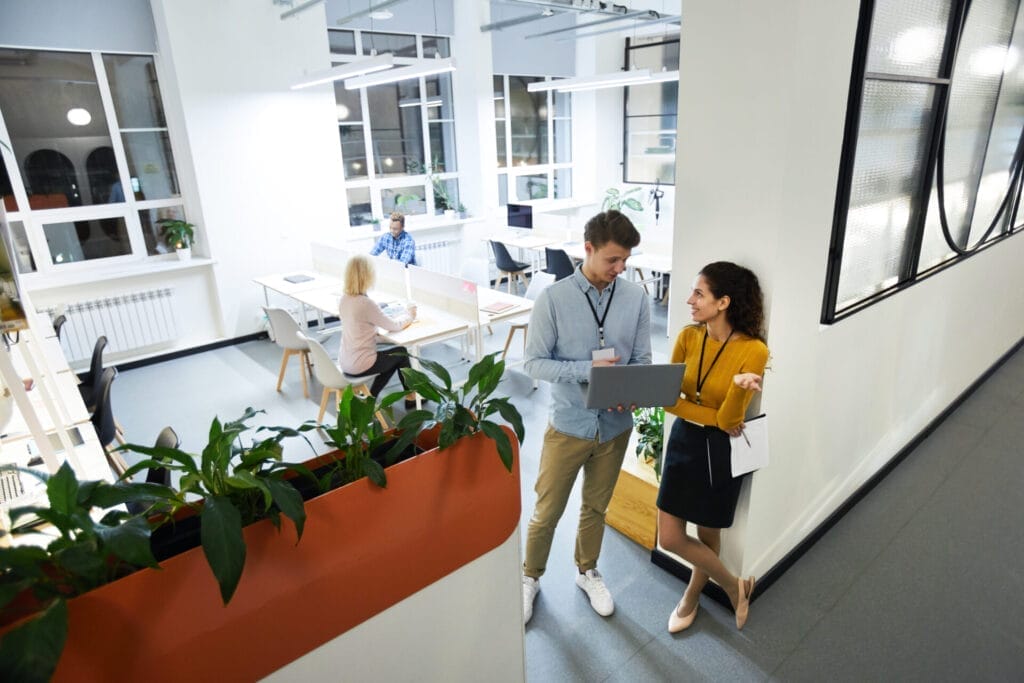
[175,246,192,260]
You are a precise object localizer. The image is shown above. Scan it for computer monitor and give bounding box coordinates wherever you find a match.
[507,203,533,230]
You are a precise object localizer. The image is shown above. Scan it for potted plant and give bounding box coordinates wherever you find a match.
[0,462,176,682]
[602,186,644,215]
[157,218,196,260]
[633,406,665,479]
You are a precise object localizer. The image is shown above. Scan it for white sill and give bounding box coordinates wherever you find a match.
[21,256,217,292]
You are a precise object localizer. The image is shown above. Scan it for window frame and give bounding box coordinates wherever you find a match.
[822,0,1024,323]
[622,36,680,186]
[0,47,186,279]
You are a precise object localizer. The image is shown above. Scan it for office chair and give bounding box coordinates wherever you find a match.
[543,247,575,281]
[501,271,556,362]
[52,314,67,341]
[489,241,530,294]
[77,335,108,410]
[125,426,179,514]
[264,306,312,399]
[297,331,386,428]
[91,367,130,477]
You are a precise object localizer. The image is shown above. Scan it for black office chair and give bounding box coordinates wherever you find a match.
[52,314,67,341]
[543,247,576,281]
[77,336,108,411]
[126,426,178,514]
[489,241,530,294]
[91,367,129,477]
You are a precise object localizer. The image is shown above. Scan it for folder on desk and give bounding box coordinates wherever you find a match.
[481,301,517,314]
[283,274,314,284]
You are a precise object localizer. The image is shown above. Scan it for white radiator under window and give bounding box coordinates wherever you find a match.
[415,240,456,274]
[47,288,179,365]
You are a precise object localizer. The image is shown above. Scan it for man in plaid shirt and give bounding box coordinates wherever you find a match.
[370,211,417,266]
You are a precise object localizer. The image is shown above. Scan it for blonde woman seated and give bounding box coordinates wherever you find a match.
[339,254,418,408]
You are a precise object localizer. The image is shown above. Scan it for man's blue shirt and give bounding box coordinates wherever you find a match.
[370,230,416,265]
[525,267,652,443]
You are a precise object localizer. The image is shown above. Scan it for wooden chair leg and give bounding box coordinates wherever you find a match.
[503,271,513,294]
[501,328,517,361]
[317,387,331,423]
[276,349,291,392]
[105,445,129,478]
[299,350,310,399]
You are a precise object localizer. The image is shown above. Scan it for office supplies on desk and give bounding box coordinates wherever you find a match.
[284,274,315,284]
[481,301,517,315]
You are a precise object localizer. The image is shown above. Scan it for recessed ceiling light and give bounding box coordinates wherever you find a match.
[67,108,91,126]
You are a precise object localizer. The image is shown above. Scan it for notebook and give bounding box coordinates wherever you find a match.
[283,273,314,284]
[481,301,517,315]
[585,363,685,409]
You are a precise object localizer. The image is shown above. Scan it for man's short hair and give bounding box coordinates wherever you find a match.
[389,211,405,228]
[583,210,640,250]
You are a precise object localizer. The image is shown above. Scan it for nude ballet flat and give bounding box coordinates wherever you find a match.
[668,599,698,633]
[735,576,755,630]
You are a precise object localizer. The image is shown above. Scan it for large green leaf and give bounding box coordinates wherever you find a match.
[95,516,159,569]
[0,578,32,610]
[52,541,105,580]
[46,463,78,517]
[0,598,68,683]
[364,458,387,488]
[491,398,525,444]
[622,198,644,212]
[200,496,246,604]
[480,422,514,472]
[264,478,306,541]
[118,445,200,477]
[413,356,452,390]
[0,545,49,579]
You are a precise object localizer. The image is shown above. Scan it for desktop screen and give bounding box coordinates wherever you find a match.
[507,203,533,230]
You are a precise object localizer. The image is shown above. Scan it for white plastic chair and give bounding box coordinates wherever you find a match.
[501,271,556,361]
[264,306,312,399]
[297,331,386,428]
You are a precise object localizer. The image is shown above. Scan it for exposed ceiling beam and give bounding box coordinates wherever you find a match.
[279,0,325,20]
[480,10,560,32]
[526,9,656,39]
[561,13,680,40]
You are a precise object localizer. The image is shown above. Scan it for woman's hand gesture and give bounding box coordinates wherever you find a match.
[733,372,763,392]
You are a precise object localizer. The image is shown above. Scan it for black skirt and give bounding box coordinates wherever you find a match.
[656,419,747,529]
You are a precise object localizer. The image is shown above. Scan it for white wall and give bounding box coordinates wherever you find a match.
[152,0,348,337]
[670,0,1024,577]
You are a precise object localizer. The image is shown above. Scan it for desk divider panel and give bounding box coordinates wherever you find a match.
[407,266,479,324]
[372,255,411,301]
[311,242,351,279]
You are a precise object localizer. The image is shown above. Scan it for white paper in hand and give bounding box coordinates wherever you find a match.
[730,414,769,477]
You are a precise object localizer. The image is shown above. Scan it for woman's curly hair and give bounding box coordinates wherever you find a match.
[700,261,766,342]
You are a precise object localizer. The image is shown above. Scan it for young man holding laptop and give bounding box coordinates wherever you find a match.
[521,210,652,624]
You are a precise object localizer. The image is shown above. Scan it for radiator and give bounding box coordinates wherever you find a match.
[47,288,179,365]
[415,239,456,274]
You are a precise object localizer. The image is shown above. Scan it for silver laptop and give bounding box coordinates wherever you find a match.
[585,363,685,409]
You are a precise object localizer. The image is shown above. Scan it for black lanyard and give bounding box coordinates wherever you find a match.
[694,328,734,405]
[582,280,616,348]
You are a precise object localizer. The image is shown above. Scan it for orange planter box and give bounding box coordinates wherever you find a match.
[34,430,520,682]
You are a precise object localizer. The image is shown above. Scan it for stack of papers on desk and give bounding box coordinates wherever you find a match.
[481,301,517,314]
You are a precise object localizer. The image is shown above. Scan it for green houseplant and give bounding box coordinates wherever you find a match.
[633,406,665,480]
[396,352,525,471]
[0,462,176,683]
[157,218,196,259]
[602,186,644,214]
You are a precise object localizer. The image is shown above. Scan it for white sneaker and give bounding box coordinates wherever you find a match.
[575,569,614,616]
[522,575,540,625]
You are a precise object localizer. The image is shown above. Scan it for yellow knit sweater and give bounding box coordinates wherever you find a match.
[666,325,769,431]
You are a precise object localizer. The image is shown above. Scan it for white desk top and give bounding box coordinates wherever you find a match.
[477,288,533,324]
[253,271,343,297]
[487,230,560,251]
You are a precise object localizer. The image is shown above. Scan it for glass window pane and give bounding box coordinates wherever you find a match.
[139,205,184,256]
[626,80,679,118]
[328,30,357,55]
[121,131,179,200]
[554,91,571,119]
[102,54,166,128]
[434,178,459,214]
[334,79,363,123]
[0,49,119,207]
[495,121,507,168]
[516,173,548,201]
[497,173,507,206]
[554,168,572,199]
[837,79,937,309]
[422,36,450,59]
[866,0,953,78]
[424,73,454,121]
[347,187,373,226]
[368,81,423,176]
[382,184,426,215]
[494,75,506,119]
[624,116,677,184]
[509,76,547,166]
[363,32,418,58]
[553,118,571,164]
[339,125,368,179]
[43,217,131,264]
[428,121,456,173]
[7,220,36,273]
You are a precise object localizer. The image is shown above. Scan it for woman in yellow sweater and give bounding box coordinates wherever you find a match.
[659,261,768,634]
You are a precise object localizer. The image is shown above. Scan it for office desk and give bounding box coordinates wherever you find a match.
[253,271,343,327]
[291,286,401,333]
[487,230,559,273]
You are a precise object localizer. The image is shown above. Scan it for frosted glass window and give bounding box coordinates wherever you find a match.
[866,0,953,77]
[836,80,937,309]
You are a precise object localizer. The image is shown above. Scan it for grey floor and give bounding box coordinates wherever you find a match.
[112,297,1024,682]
